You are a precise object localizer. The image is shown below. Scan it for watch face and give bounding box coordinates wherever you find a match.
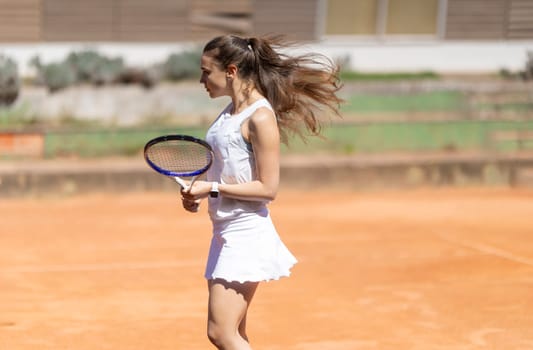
[210,182,219,198]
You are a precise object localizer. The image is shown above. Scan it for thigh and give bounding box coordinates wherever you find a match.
[207,279,259,329]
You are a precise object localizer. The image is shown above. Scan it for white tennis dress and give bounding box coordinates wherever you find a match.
[204,98,297,283]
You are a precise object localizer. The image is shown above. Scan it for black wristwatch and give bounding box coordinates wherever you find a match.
[209,182,219,198]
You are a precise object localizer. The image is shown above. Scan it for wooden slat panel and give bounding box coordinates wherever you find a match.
[42,0,113,41]
[509,0,533,6]
[0,0,40,42]
[191,0,251,14]
[187,0,252,40]
[446,31,506,39]
[445,0,506,40]
[509,10,533,16]
[507,0,533,39]
[116,0,188,41]
[507,32,533,38]
[252,0,318,41]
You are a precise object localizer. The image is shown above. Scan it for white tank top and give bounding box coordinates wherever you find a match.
[205,98,274,222]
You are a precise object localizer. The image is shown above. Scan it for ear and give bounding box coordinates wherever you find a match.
[226,64,238,79]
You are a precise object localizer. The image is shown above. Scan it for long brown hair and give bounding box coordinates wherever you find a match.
[203,35,342,143]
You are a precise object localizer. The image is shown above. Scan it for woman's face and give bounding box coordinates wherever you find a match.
[199,53,228,98]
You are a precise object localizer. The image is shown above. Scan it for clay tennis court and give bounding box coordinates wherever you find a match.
[1,187,532,349]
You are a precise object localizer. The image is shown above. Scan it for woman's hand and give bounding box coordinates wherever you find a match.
[181,180,212,201]
[181,197,201,212]
[180,180,212,212]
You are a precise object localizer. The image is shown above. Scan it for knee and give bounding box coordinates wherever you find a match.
[207,323,228,348]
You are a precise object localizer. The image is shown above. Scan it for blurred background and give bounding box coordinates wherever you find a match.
[0,0,532,196]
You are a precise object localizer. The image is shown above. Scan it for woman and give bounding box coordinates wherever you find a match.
[181,35,342,350]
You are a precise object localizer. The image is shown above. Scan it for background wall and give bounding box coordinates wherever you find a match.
[2,40,533,77]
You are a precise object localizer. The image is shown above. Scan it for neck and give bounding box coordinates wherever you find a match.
[230,81,263,114]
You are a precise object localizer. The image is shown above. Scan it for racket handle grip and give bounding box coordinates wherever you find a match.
[174,177,188,190]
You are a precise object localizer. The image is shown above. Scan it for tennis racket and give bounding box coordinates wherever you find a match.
[143,134,214,191]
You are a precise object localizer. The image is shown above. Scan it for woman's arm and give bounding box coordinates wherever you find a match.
[183,107,280,202]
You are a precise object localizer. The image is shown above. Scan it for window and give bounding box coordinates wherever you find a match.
[326,0,378,35]
[386,0,439,35]
[324,0,442,38]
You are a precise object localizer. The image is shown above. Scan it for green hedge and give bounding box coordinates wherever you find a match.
[43,127,206,158]
[285,120,533,154]
[38,120,533,158]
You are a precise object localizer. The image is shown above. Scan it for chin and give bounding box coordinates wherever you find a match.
[209,91,224,99]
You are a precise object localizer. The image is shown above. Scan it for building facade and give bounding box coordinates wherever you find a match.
[0,0,532,43]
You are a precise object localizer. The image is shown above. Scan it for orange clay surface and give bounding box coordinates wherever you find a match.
[1,188,533,350]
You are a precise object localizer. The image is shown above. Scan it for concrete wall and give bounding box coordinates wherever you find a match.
[1,153,532,197]
[2,40,533,78]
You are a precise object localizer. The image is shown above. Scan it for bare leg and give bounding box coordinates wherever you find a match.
[238,313,248,342]
[207,279,259,350]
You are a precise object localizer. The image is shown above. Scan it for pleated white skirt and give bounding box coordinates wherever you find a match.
[205,212,297,283]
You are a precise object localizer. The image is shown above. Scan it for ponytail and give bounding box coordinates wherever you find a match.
[203,35,342,143]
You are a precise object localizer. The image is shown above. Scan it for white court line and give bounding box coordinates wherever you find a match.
[437,233,533,267]
[1,260,202,273]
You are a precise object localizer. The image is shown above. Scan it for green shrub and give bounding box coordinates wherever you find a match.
[40,62,77,92]
[31,50,125,91]
[66,50,125,85]
[30,49,201,92]
[0,54,20,106]
[163,50,201,81]
[91,57,125,85]
[116,66,163,89]
[66,50,102,82]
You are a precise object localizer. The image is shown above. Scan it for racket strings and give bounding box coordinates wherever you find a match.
[145,140,212,176]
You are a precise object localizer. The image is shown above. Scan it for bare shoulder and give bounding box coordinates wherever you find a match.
[249,106,276,127]
[244,106,279,143]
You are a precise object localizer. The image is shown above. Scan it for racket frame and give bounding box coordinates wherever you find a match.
[143,134,214,191]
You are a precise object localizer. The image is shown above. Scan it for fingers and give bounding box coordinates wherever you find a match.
[181,197,201,213]
[180,181,194,199]
[180,187,192,198]
[181,180,210,200]
[179,180,212,212]
[184,202,199,212]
